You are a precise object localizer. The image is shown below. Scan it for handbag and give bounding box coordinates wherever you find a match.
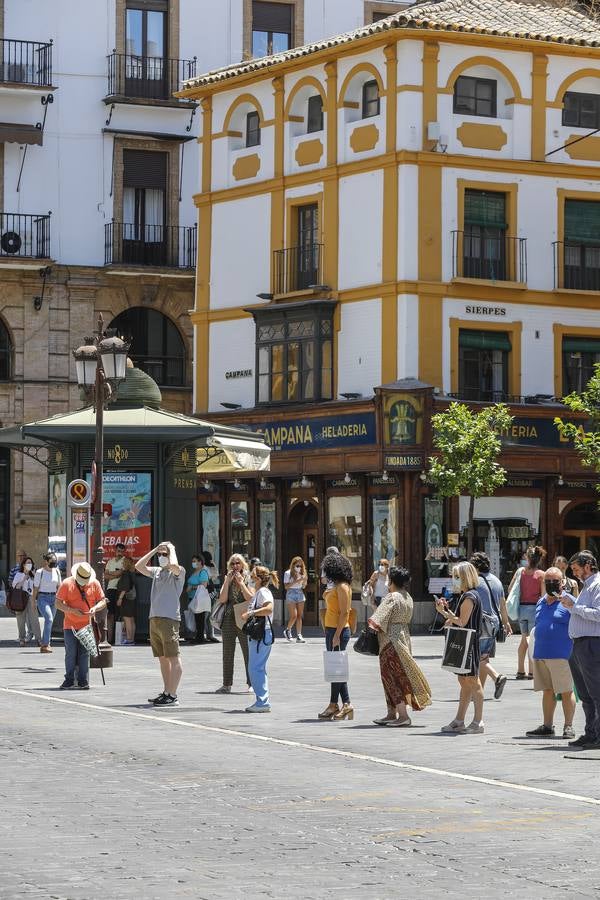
[6,586,29,613]
[72,623,99,657]
[183,607,197,636]
[361,581,373,607]
[481,575,506,643]
[353,627,379,656]
[323,649,350,682]
[210,599,226,629]
[189,584,211,614]
[505,567,522,621]
[441,626,476,674]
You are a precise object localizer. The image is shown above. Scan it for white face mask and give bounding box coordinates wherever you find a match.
[520,559,528,568]
[452,577,462,592]
[158,555,169,568]
[24,562,33,572]
[192,561,200,569]
[378,565,386,574]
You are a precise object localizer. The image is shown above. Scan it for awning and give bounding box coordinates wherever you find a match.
[196,435,270,474]
[459,496,541,532]
[0,122,43,145]
[103,128,196,143]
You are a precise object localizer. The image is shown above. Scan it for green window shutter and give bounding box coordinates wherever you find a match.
[564,200,600,243]
[464,190,507,228]
[459,329,511,351]
[563,337,600,353]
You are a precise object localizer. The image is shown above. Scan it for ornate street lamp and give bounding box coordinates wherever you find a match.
[72,314,130,667]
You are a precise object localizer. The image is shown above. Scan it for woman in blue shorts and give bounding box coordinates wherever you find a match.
[283,556,307,643]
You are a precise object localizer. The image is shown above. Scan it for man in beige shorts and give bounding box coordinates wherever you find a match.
[136,542,185,708]
[526,566,576,739]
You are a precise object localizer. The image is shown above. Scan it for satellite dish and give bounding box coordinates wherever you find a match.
[1,231,22,254]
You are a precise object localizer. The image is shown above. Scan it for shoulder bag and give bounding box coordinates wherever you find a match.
[481,574,506,643]
[505,567,523,621]
[353,627,379,656]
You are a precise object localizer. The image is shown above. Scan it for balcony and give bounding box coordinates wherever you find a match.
[0,212,51,259]
[105,222,197,269]
[553,241,600,291]
[273,243,323,295]
[106,52,196,103]
[451,231,527,283]
[0,39,53,88]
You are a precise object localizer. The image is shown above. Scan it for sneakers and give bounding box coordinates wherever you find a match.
[153,694,179,708]
[441,720,466,734]
[563,725,576,739]
[296,635,306,643]
[283,628,292,641]
[215,685,231,694]
[245,703,271,713]
[569,734,590,748]
[494,674,507,699]
[464,722,484,734]
[526,724,555,737]
[59,681,75,690]
[149,691,166,704]
[77,683,90,691]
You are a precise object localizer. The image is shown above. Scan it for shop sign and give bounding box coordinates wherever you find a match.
[384,394,424,446]
[506,478,545,489]
[384,453,423,470]
[498,417,585,449]
[106,444,129,464]
[250,412,376,452]
[225,369,252,379]
[465,305,507,316]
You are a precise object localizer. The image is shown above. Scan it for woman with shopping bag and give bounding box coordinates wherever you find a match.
[186,553,211,643]
[319,552,354,721]
[435,561,485,734]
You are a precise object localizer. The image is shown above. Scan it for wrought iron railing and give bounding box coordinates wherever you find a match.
[553,241,600,291]
[106,52,196,101]
[452,230,527,283]
[0,39,53,86]
[0,212,51,258]
[273,243,323,294]
[105,222,197,268]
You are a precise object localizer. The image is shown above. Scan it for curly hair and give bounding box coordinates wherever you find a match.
[470,552,490,574]
[322,552,353,585]
[389,566,410,589]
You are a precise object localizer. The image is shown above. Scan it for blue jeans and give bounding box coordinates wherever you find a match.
[64,629,90,687]
[248,635,273,707]
[325,626,351,705]
[37,592,56,646]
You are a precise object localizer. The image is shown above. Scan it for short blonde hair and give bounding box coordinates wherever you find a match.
[452,561,479,592]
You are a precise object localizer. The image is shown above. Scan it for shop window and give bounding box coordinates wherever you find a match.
[252,1,293,57]
[246,111,261,147]
[562,91,600,129]
[563,199,600,291]
[362,79,380,118]
[328,495,362,592]
[371,497,397,570]
[562,337,600,394]
[0,320,13,380]
[231,499,251,558]
[453,75,497,118]
[201,504,221,572]
[306,94,324,133]
[110,307,186,387]
[462,189,507,280]
[253,302,334,405]
[458,329,510,402]
[259,501,276,569]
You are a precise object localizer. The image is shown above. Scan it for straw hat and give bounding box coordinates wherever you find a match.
[71,561,96,585]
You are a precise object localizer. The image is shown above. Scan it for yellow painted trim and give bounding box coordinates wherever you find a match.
[295,138,324,166]
[338,61,385,106]
[456,122,508,151]
[222,93,266,132]
[195,203,212,411]
[349,122,380,153]
[284,75,327,120]
[288,115,304,123]
[552,67,600,104]
[418,163,442,281]
[442,54,523,101]
[232,153,261,180]
[381,42,399,382]
[531,53,548,162]
[397,84,423,94]
[449,317,522,396]
[273,76,285,180]
[565,134,600,161]
[384,43,397,156]
[456,179,519,280]
[342,100,360,109]
[553,323,600,398]
[325,61,338,168]
[201,98,212,195]
[323,176,339,299]
[422,41,439,150]
[418,292,443,387]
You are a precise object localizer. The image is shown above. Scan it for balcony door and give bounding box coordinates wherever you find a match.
[122,149,167,266]
[463,189,507,280]
[564,199,600,291]
[125,2,167,99]
[296,204,319,290]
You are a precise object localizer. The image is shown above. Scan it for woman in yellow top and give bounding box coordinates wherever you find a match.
[319,552,354,721]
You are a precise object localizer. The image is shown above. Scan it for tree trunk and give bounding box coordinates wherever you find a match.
[466,494,475,559]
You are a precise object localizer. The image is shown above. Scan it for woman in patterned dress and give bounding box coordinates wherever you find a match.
[368,566,432,727]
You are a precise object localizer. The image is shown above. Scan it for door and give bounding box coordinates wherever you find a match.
[125,5,167,99]
[562,531,600,562]
[303,527,318,626]
[296,204,319,290]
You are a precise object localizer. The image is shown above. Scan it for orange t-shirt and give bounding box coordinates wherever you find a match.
[56,577,104,630]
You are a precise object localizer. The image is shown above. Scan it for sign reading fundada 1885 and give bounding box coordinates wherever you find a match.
[249,412,376,452]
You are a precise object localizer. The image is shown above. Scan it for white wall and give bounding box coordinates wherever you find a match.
[208,317,256,411]
[337,299,381,396]
[210,195,271,308]
[338,170,383,289]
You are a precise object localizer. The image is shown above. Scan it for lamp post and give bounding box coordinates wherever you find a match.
[73,314,130,665]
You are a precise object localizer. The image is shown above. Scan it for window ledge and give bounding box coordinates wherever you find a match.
[451,276,527,290]
[555,287,600,296]
[272,289,321,301]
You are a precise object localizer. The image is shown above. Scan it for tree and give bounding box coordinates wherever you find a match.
[427,402,514,558]
[555,364,600,489]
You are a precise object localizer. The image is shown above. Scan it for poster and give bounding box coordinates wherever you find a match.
[49,473,67,538]
[202,504,220,572]
[328,496,362,592]
[71,509,89,567]
[424,497,446,577]
[259,502,276,570]
[372,498,397,566]
[230,500,250,558]
[87,472,152,561]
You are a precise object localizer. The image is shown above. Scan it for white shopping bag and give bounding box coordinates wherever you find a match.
[183,607,197,636]
[323,649,349,683]
[115,621,124,646]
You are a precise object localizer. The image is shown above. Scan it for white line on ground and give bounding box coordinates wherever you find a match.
[2,685,599,807]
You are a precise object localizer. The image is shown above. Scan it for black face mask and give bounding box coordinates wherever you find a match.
[47,559,57,568]
[545,580,561,596]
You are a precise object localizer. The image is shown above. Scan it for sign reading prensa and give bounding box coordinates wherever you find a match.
[67,479,91,508]
[384,453,423,470]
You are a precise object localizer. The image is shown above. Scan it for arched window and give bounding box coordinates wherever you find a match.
[0,320,13,380]
[109,308,186,387]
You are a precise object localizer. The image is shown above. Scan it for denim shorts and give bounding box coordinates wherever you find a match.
[479,636,496,659]
[518,606,537,635]
[286,589,305,604]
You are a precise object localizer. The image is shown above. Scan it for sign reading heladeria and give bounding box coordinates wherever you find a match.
[249,412,376,452]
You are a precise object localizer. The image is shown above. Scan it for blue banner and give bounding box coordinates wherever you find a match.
[249,412,376,452]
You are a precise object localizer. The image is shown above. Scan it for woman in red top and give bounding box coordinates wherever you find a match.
[509,546,546,680]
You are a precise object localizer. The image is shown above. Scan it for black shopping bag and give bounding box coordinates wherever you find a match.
[441,626,476,674]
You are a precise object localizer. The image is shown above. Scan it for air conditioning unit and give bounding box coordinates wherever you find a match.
[1,231,23,254]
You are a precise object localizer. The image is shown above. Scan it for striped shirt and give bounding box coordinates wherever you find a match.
[568,572,600,639]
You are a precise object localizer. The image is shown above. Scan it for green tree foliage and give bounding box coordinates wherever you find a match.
[555,364,600,489]
[428,402,514,557]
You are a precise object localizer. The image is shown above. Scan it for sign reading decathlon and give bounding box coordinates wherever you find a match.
[250,412,376,452]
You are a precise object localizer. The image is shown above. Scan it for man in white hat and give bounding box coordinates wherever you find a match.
[55,562,106,690]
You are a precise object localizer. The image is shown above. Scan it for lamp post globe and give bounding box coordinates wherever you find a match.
[72,343,98,389]
[99,335,129,383]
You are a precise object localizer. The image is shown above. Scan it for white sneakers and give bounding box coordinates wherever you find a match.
[441,720,485,734]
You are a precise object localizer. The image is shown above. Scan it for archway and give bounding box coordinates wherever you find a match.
[285,499,319,625]
[110,307,186,387]
[561,500,600,561]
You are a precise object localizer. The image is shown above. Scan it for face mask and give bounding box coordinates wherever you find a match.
[48,560,57,568]
[192,561,200,569]
[545,580,561,596]
[24,563,32,572]
[158,555,169,568]
[452,577,461,592]
[520,559,527,568]
[379,565,386,574]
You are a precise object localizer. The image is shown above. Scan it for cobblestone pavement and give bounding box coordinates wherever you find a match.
[1,619,600,899]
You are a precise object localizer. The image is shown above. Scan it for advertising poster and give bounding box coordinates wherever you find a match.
[87,472,152,561]
[71,509,89,567]
[49,473,67,538]
[202,504,220,572]
[424,497,446,578]
[372,498,397,566]
[230,500,250,558]
[259,502,276,570]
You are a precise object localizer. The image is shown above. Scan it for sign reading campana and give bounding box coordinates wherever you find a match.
[249,412,376,452]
